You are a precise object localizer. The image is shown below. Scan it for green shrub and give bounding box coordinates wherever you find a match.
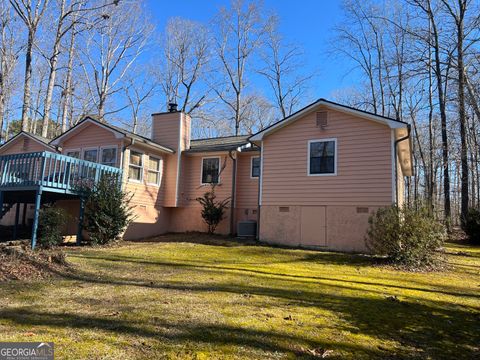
[38,206,67,248]
[81,175,133,245]
[366,205,446,269]
[196,186,230,234]
[464,208,480,244]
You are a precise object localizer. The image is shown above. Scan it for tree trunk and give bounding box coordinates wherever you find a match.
[21,30,34,131]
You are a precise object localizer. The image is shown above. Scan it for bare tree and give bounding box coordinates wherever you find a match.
[158,17,211,115]
[9,0,50,131]
[124,69,157,134]
[0,3,19,142]
[258,15,313,119]
[213,0,267,135]
[80,1,151,119]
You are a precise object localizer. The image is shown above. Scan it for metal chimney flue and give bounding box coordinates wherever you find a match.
[168,102,178,112]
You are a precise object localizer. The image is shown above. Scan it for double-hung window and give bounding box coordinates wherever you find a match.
[83,148,98,163]
[66,150,80,159]
[147,156,161,185]
[201,157,220,184]
[100,147,117,167]
[308,139,337,176]
[129,150,143,182]
[251,157,260,178]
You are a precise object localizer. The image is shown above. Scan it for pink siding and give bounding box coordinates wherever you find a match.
[178,153,233,207]
[0,135,53,155]
[151,112,191,207]
[235,152,260,224]
[151,112,181,150]
[59,122,123,166]
[261,107,393,206]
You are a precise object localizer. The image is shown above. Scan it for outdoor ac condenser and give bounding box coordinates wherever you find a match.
[237,221,257,237]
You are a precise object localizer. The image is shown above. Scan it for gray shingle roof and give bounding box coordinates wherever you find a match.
[187,135,254,153]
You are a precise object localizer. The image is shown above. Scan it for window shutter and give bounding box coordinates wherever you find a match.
[316,111,328,129]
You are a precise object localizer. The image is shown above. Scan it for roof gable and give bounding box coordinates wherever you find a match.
[249,98,408,143]
[50,116,175,154]
[0,131,56,153]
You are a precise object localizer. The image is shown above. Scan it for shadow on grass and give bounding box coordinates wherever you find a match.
[2,276,478,359]
[67,253,480,300]
[0,307,389,359]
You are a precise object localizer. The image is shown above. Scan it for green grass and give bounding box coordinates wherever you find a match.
[0,234,479,359]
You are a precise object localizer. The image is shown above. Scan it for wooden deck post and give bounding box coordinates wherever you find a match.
[31,190,42,249]
[12,203,20,240]
[77,197,85,246]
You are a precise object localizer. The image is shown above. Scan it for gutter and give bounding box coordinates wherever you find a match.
[228,149,237,236]
[393,125,411,204]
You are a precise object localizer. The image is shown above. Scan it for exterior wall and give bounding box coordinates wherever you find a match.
[259,106,394,252]
[261,107,393,206]
[151,112,191,207]
[171,152,234,234]
[0,204,34,227]
[122,144,171,239]
[0,135,53,155]
[260,205,381,252]
[235,152,260,226]
[59,122,123,166]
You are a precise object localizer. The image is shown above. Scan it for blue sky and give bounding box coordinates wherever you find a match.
[145,0,355,99]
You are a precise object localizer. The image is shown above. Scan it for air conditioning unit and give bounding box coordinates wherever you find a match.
[237,221,257,237]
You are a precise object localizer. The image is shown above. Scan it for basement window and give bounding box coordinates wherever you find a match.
[308,139,337,176]
[201,157,220,184]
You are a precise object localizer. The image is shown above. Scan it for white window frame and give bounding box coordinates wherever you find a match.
[65,148,81,159]
[200,156,221,185]
[128,149,144,183]
[100,145,118,167]
[147,155,162,186]
[307,138,337,176]
[82,147,99,163]
[250,156,261,179]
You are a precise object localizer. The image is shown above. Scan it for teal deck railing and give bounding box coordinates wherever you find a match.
[0,151,122,193]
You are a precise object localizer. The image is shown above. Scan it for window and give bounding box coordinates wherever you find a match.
[147,156,161,185]
[83,148,98,163]
[201,157,220,184]
[66,150,80,159]
[101,147,117,167]
[251,157,261,178]
[129,150,143,182]
[308,139,336,176]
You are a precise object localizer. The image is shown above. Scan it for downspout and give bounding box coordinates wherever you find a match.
[228,149,237,236]
[393,125,411,204]
[122,138,134,186]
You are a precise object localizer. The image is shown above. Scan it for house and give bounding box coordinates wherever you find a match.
[0,99,412,252]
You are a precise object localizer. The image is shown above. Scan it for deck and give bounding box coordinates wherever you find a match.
[0,151,122,248]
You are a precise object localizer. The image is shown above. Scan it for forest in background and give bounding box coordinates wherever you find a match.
[1,0,479,225]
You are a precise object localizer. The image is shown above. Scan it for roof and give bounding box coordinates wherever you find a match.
[0,131,57,152]
[49,116,175,154]
[187,135,257,153]
[249,98,409,143]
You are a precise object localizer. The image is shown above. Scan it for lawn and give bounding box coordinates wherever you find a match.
[0,234,479,359]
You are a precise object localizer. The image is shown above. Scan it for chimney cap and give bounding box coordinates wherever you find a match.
[168,102,178,112]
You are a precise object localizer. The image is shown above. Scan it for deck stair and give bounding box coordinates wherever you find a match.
[0,202,13,220]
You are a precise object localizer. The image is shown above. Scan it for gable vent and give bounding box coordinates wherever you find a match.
[22,138,30,151]
[316,111,328,130]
